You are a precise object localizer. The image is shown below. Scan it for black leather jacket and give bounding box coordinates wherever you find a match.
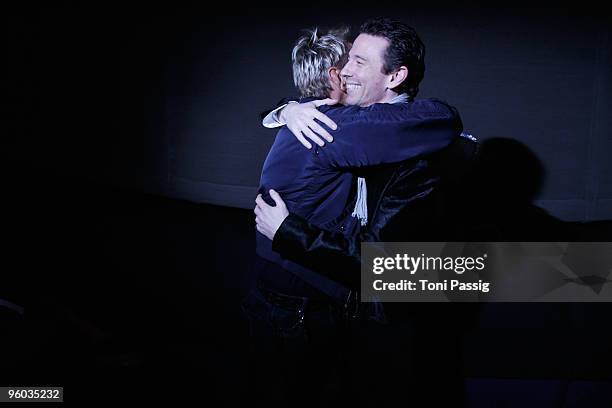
[271,137,480,289]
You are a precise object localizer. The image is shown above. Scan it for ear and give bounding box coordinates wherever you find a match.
[328,67,341,86]
[387,66,409,90]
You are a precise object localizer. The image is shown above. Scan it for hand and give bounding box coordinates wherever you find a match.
[279,98,338,149]
[255,190,289,241]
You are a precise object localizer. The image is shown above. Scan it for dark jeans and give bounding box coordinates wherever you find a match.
[242,286,467,407]
[241,284,354,407]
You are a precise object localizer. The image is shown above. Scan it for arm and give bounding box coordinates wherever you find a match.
[255,102,465,285]
[255,157,442,288]
[261,98,339,148]
[255,190,363,287]
[320,100,463,169]
[255,192,371,288]
[273,213,371,288]
[264,98,461,162]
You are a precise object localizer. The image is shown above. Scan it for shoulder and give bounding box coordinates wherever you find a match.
[269,125,302,152]
[408,98,459,115]
[319,98,459,125]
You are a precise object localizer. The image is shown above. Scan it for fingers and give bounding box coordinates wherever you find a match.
[312,98,338,107]
[298,135,313,149]
[256,191,285,209]
[302,126,325,147]
[313,111,337,131]
[307,99,338,131]
[308,121,334,143]
[291,127,312,149]
[255,194,269,209]
[268,189,284,207]
[268,189,278,206]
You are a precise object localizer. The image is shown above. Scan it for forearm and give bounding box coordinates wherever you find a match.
[271,159,443,286]
[324,101,462,169]
[272,214,376,288]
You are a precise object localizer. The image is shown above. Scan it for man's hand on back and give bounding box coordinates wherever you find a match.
[279,98,339,149]
[255,190,289,241]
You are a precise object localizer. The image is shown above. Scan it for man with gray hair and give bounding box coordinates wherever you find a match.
[261,27,347,147]
[291,27,349,101]
[245,22,463,406]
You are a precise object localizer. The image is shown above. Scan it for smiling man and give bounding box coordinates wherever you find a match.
[248,22,465,406]
[342,32,414,106]
[256,19,454,276]
[253,21,461,311]
[255,18,475,406]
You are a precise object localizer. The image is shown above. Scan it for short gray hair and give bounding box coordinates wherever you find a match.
[291,27,349,98]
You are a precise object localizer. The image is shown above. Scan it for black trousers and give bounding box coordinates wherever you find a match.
[241,284,353,407]
[242,286,467,407]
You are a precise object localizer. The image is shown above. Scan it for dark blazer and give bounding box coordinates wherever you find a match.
[270,136,479,289]
[257,99,463,303]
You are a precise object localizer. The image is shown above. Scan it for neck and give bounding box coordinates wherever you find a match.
[360,89,400,107]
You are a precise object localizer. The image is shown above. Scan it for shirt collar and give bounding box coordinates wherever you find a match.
[388,93,410,104]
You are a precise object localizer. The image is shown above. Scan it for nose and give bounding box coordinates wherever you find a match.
[340,61,353,78]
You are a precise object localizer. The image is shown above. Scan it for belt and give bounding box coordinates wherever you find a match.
[257,282,331,312]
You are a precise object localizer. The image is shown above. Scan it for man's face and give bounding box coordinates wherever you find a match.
[340,33,392,107]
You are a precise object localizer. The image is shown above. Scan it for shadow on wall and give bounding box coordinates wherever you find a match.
[452,137,611,241]
[472,137,546,203]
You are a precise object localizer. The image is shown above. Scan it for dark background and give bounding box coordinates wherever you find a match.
[5,3,612,219]
[2,3,612,406]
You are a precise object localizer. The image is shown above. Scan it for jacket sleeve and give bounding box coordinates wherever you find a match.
[271,154,444,288]
[259,97,292,121]
[272,213,372,288]
[320,100,463,169]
